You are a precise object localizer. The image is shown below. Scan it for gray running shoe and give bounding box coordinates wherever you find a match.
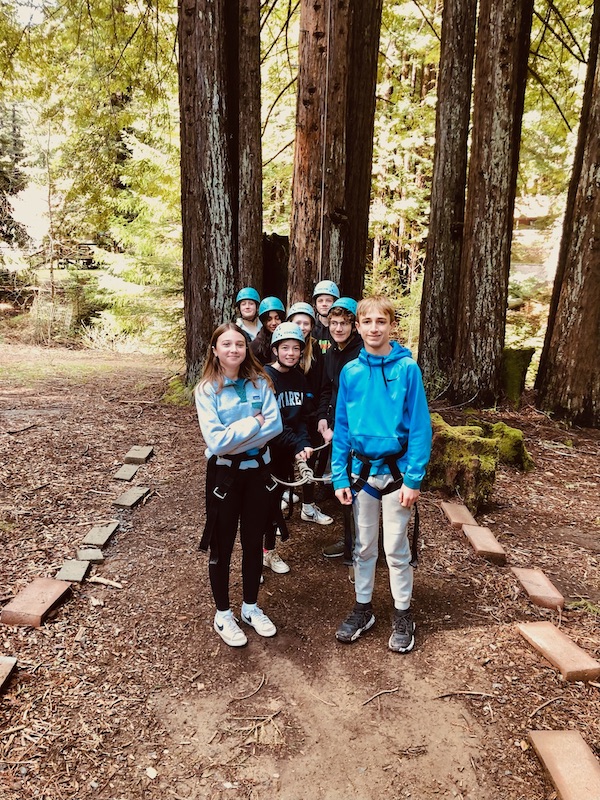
[335,602,375,643]
[388,608,415,653]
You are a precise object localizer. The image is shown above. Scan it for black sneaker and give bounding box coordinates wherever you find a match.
[335,602,375,643]
[388,608,415,653]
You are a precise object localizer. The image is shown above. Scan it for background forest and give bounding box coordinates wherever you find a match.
[0,0,597,422]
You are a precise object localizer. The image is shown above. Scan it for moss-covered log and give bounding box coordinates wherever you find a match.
[427,413,535,513]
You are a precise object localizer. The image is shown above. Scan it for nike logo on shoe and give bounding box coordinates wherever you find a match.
[215,622,224,631]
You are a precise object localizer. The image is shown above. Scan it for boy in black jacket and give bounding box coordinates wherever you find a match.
[316,298,362,560]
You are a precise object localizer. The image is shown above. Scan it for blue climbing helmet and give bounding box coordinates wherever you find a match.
[258,296,285,320]
[329,297,358,318]
[312,280,340,299]
[286,302,315,322]
[270,322,306,349]
[235,287,260,305]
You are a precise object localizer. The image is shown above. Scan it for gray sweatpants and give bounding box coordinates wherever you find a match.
[352,473,413,610]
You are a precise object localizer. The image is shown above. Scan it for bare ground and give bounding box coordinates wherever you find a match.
[0,344,599,800]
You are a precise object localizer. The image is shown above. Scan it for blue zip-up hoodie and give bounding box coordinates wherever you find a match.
[331,341,432,490]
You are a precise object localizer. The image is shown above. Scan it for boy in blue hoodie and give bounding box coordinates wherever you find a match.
[331,295,431,653]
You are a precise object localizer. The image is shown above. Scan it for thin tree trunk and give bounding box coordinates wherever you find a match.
[535,1,600,425]
[418,0,477,395]
[452,0,534,405]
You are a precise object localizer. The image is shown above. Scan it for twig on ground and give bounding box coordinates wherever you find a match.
[528,696,563,718]
[434,691,494,700]
[6,424,37,435]
[231,673,265,701]
[88,576,123,589]
[362,687,399,706]
[308,689,337,707]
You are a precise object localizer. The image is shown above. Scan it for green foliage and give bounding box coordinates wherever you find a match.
[162,374,193,406]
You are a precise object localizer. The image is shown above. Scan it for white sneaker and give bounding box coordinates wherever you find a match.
[263,549,290,574]
[300,503,333,525]
[241,605,277,637]
[282,491,300,504]
[281,498,288,511]
[214,610,247,647]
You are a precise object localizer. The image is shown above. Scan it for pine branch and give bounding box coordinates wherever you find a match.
[261,75,298,137]
[545,0,586,61]
[410,0,441,43]
[262,138,295,167]
[533,7,586,63]
[527,64,572,131]
[260,0,300,64]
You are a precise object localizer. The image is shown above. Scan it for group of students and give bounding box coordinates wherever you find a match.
[195,282,432,654]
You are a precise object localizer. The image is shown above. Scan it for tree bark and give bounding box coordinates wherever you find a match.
[451,0,534,405]
[288,0,381,304]
[179,0,235,385]
[238,0,263,288]
[288,0,346,304]
[343,0,383,300]
[418,0,477,396]
[535,1,600,426]
[178,0,262,384]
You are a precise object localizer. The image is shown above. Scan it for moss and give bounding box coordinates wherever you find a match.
[467,418,535,471]
[427,413,498,514]
[162,375,193,406]
[501,347,535,407]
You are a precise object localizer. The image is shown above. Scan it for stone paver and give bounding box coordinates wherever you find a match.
[124,445,154,464]
[462,524,507,565]
[113,486,150,509]
[114,463,139,481]
[82,520,119,547]
[76,548,104,564]
[440,501,477,528]
[0,578,71,627]
[0,656,17,692]
[517,621,600,682]
[56,559,91,582]
[529,730,600,800]
[511,567,565,610]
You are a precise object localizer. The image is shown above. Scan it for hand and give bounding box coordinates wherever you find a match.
[321,426,333,443]
[399,485,420,509]
[254,413,265,427]
[335,487,353,506]
[317,419,328,437]
[295,447,313,462]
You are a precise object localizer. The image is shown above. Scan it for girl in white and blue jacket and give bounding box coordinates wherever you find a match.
[195,323,283,648]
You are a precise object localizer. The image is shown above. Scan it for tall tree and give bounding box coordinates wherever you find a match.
[535,1,600,426]
[287,0,381,303]
[342,0,383,300]
[178,0,262,383]
[418,0,477,395]
[451,0,534,404]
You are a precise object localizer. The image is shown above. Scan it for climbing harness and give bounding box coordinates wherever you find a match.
[348,445,420,567]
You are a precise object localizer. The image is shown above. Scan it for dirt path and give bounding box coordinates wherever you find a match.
[1,345,599,799]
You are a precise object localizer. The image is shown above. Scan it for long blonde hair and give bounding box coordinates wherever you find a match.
[200,323,269,393]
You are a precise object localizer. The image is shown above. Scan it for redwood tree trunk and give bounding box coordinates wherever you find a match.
[288,0,381,303]
[451,0,534,405]
[535,1,600,426]
[342,0,383,300]
[288,0,347,303]
[418,0,477,395]
[179,0,235,385]
[178,0,262,383]
[238,0,263,288]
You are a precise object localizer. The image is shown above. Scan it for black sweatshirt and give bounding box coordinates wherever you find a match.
[316,330,363,428]
[264,364,311,474]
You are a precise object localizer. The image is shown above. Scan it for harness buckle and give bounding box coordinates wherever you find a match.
[213,486,227,500]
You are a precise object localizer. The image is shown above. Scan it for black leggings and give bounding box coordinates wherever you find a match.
[209,468,270,611]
